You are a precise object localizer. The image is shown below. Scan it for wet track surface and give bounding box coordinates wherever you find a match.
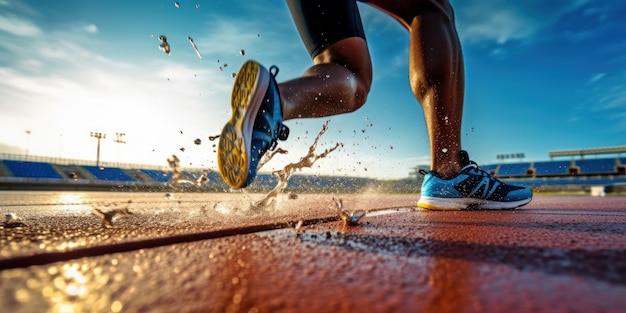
[1,191,625,312]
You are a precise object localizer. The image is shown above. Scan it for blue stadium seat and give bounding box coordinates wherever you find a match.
[3,160,62,179]
[83,166,135,181]
[141,169,173,182]
[497,163,530,176]
[533,161,571,176]
[575,158,616,174]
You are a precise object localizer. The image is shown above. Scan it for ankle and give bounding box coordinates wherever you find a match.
[433,164,461,179]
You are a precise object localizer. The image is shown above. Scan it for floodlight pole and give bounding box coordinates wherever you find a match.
[25,130,31,156]
[114,132,126,166]
[90,132,106,167]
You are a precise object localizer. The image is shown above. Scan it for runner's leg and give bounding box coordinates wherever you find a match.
[363,0,465,178]
[281,0,373,120]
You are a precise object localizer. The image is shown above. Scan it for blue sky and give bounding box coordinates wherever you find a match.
[0,0,625,179]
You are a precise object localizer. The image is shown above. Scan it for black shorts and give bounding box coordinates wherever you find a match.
[286,0,367,59]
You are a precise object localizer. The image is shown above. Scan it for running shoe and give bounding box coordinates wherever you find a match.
[417,150,532,210]
[218,60,289,188]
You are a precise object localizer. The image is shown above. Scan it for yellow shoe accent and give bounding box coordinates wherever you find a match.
[218,61,261,188]
[417,201,463,211]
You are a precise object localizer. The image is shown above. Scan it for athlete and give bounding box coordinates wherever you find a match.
[217,0,533,210]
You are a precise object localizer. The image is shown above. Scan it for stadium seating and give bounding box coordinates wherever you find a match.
[575,159,617,174]
[2,160,62,179]
[141,169,173,183]
[496,163,531,177]
[532,160,572,176]
[83,166,135,181]
[1,154,625,191]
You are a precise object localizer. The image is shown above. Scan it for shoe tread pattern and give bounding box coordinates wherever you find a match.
[218,61,259,188]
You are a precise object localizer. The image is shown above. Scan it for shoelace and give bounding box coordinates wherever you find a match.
[265,65,289,151]
[465,162,506,184]
[419,158,503,184]
[268,124,289,150]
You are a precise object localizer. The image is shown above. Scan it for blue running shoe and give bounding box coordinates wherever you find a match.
[418,150,532,210]
[218,60,289,188]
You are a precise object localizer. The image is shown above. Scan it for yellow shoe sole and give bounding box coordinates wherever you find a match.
[217,60,269,188]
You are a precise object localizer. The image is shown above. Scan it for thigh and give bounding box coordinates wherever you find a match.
[360,0,453,29]
[286,0,367,59]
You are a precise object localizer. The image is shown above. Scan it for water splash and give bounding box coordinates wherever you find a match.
[167,154,182,184]
[158,35,171,55]
[92,206,133,228]
[332,197,366,226]
[252,120,342,209]
[4,213,26,228]
[166,154,209,187]
[187,36,202,59]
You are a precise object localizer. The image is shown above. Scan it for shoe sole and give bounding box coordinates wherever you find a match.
[218,60,270,188]
[417,196,532,210]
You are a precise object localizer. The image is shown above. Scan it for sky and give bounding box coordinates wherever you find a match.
[0,0,625,179]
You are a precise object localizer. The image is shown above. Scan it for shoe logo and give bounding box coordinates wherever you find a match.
[455,175,504,200]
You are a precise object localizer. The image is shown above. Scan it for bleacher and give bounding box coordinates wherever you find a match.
[1,146,625,192]
[575,159,616,174]
[141,169,173,183]
[2,160,62,179]
[485,158,624,178]
[496,163,531,177]
[0,156,372,192]
[477,146,626,192]
[83,166,135,182]
[532,160,571,176]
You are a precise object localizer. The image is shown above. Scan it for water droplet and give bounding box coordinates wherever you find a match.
[187,36,202,59]
[442,148,448,153]
[195,3,200,9]
[174,2,180,8]
[158,35,171,55]
[240,49,245,56]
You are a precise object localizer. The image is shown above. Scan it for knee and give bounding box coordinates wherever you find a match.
[349,74,371,112]
[410,75,432,104]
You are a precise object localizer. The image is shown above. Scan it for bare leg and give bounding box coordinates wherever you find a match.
[279,0,463,178]
[364,0,464,178]
[279,37,373,120]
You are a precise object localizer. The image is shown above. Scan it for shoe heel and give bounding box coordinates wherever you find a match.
[218,123,247,188]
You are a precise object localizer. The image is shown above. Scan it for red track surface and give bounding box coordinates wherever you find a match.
[1,194,625,312]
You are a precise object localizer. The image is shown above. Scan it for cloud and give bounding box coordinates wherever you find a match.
[0,14,41,36]
[586,72,606,85]
[459,9,533,44]
[0,15,237,165]
[596,84,626,111]
[455,0,590,45]
[83,24,97,34]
